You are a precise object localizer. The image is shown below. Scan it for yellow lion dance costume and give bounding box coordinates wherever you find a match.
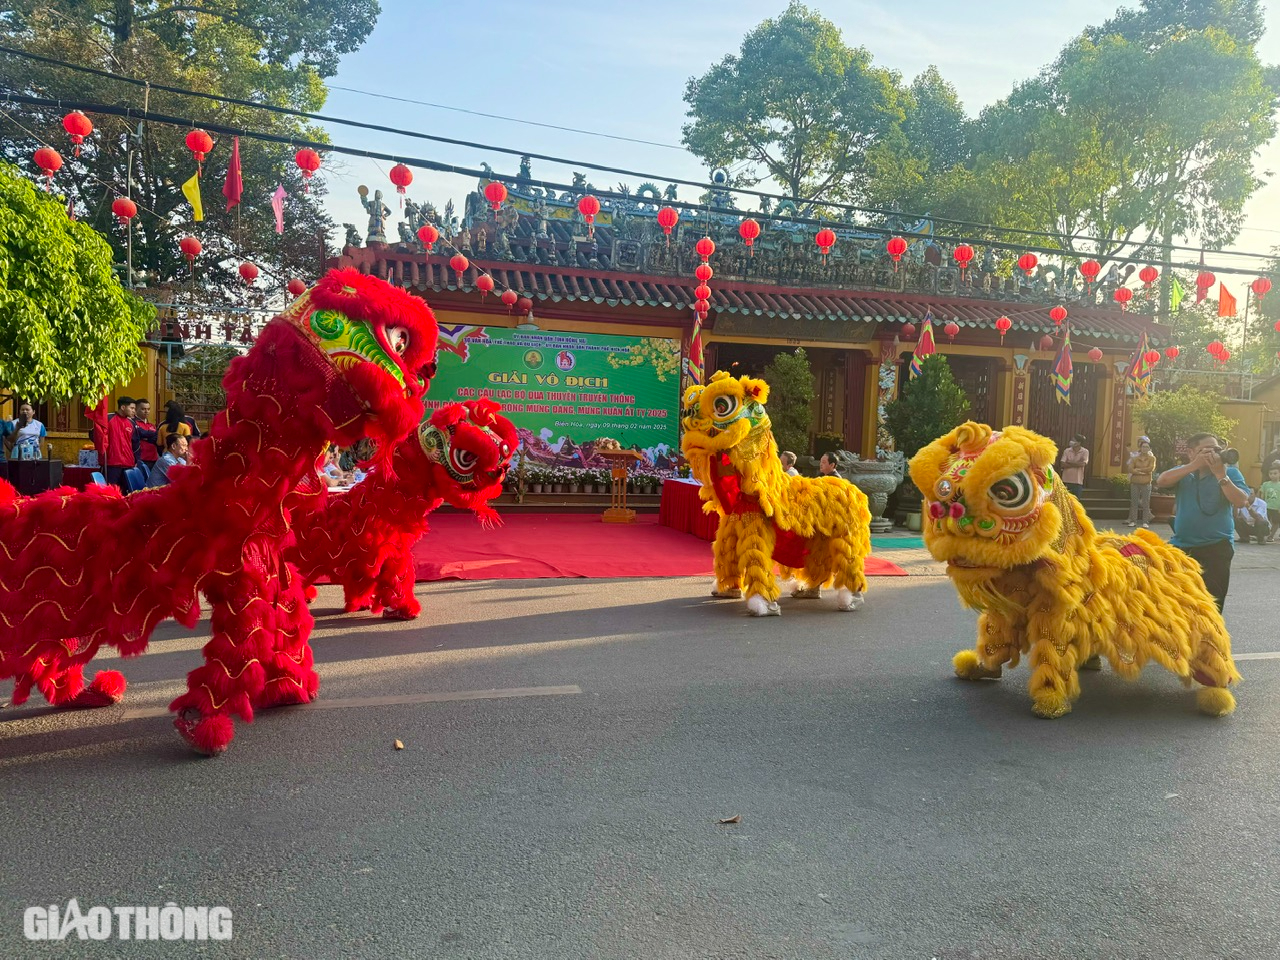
[680,371,872,616]
[910,422,1240,718]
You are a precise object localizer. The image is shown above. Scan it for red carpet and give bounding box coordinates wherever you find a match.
[412,513,908,581]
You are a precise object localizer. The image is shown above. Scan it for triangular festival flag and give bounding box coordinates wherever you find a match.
[1053,328,1073,404]
[271,184,286,234]
[223,136,243,212]
[181,172,203,222]
[1124,332,1153,398]
[1170,275,1185,312]
[909,312,936,379]
[1218,283,1237,318]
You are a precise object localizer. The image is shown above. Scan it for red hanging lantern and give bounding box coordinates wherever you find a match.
[1220,348,1232,363]
[448,254,470,281]
[287,278,307,297]
[695,236,716,262]
[738,218,761,255]
[696,301,710,319]
[1144,349,1160,366]
[577,195,601,238]
[185,130,213,174]
[1049,305,1068,325]
[1087,347,1104,362]
[885,236,907,268]
[484,182,508,212]
[1138,266,1159,291]
[695,263,713,283]
[516,296,532,316]
[1251,277,1272,301]
[995,315,1012,342]
[33,146,62,190]
[179,236,202,272]
[1113,287,1134,311]
[952,244,974,277]
[657,207,679,239]
[476,273,495,299]
[417,223,439,254]
[501,289,518,312]
[111,197,137,226]
[943,321,960,341]
[901,323,917,339]
[1079,259,1101,288]
[1017,253,1039,277]
[62,111,93,157]
[294,149,321,193]
[1274,320,1280,334]
[1208,340,1225,358]
[816,228,837,263]
[1165,346,1180,361]
[694,283,712,304]
[389,164,413,205]
[238,261,259,285]
[1039,334,1055,352]
[1196,270,1216,290]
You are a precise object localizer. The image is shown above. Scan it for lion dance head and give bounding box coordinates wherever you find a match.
[412,399,517,523]
[909,422,1079,604]
[680,371,776,469]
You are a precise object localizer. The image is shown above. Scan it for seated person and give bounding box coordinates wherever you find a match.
[146,433,189,488]
[320,448,350,488]
[1234,487,1271,545]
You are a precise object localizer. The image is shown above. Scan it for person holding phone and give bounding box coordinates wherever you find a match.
[1156,433,1250,611]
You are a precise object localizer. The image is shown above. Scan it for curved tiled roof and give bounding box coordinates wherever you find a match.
[340,247,1167,345]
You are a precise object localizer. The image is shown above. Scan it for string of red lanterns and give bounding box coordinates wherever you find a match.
[1113,287,1134,311]
[416,223,439,254]
[657,207,679,243]
[1080,259,1101,291]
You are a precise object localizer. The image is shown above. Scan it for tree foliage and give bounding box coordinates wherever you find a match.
[0,162,154,402]
[883,355,970,459]
[762,347,816,456]
[963,0,1278,257]
[0,0,381,292]
[1137,384,1238,470]
[681,2,905,205]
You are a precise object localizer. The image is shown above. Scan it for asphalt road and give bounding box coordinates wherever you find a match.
[2,550,1278,959]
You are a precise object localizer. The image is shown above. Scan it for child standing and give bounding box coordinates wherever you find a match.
[1260,465,1280,543]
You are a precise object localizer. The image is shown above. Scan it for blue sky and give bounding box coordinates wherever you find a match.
[317,0,1280,272]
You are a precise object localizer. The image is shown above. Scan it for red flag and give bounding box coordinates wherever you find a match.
[223,136,243,212]
[85,396,109,466]
[1218,283,1237,318]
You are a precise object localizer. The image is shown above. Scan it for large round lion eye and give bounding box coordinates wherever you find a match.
[388,327,410,355]
[450,447,478,475]
[989,472,1034,510]
[712,394,739,420]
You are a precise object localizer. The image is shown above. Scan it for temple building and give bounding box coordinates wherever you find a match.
[334,162,1172,480]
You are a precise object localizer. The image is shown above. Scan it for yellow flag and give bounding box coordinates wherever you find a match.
[182,172,204,222]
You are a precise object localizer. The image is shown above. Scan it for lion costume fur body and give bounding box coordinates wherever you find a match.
[680,371,871,616]
[909,421,1240,718]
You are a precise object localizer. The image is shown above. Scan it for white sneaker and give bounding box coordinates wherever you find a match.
[1125,521,1135,527]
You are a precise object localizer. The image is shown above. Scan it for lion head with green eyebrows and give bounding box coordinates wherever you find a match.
[909,422,1081,598]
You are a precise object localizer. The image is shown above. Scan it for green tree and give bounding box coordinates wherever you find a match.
[1137,385,1238,471]
[963,0,1278,259]
[762,347,816,456]
[882,354,970,459]
[0,0,381,292]
[681,2,906,205]
[0,162,154,402]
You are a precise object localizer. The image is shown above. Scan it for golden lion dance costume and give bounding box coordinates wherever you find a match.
[680,371,871,616]
[910,422,1240,718]
[0,269,440,754]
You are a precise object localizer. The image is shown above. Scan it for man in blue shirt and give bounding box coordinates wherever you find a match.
[1156,432,1251,611]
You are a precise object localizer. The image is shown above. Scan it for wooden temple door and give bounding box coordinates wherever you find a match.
[1027,360,1101,472]
[946,356,996,426]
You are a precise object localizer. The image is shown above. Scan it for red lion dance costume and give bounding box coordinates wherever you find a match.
[290,399,516,620]
[0,269,439,755]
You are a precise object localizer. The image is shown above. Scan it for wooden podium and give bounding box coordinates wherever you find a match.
[597,449,642,523]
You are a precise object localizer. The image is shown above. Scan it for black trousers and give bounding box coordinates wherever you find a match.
[1179,539,1234,613]
[105,465,130,494]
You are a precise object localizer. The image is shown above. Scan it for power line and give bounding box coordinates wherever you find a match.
[4,44,1277,266]
[326,85,687,151]
[5,90,1276,282]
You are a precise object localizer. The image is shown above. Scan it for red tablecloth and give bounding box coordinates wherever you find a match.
[659,478,720,541]
[61,466,97,490]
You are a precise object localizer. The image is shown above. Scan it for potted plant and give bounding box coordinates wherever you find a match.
[882,354,971,526]
[552,467,567,494]
[1136,386,1238,524]
[529,466,545,494]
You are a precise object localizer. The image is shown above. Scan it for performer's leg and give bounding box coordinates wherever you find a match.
[258,561,320,709]
[739,514,781,616]
[373,549,420,620]
[711,520,742,598]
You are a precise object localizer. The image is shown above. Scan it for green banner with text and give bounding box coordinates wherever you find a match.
[426,325,680,468]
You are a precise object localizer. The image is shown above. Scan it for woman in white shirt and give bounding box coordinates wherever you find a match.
[11,403,47,459]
